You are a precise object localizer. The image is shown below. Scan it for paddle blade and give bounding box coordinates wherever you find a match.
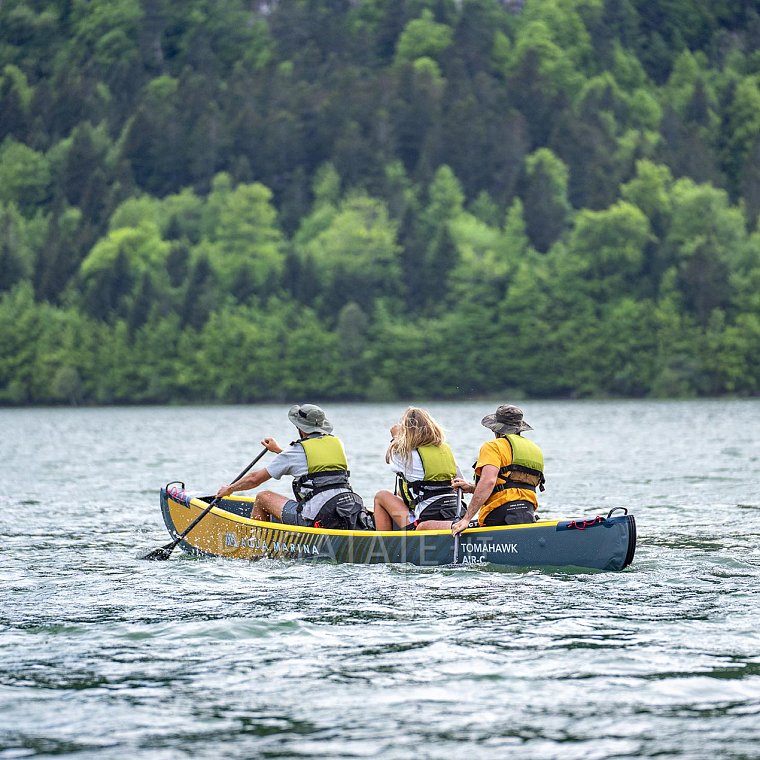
[141,540,178,561]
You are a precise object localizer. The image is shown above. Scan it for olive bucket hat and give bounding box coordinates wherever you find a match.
[288,403,334,434]
[481,404,533,435]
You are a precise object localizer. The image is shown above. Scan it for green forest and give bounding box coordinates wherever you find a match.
[1,0,760,403]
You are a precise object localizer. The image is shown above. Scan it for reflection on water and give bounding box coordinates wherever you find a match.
[1,400,760,758]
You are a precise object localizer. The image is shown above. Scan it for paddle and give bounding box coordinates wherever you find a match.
[142,447,267,561]
[452,487,463,565]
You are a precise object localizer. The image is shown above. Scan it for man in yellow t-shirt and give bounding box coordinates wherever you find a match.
[451,405,544,536]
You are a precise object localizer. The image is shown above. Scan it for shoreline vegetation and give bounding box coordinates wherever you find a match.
[1,1,760,404]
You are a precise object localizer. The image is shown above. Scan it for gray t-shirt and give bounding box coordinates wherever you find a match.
[266,436,349,521]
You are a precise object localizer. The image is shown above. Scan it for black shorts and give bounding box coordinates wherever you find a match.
[482,501,537,527]
[417,493,460,523]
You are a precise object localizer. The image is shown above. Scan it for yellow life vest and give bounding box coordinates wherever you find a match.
[293,435,350,501]
[477,434,545,522]
[398,443,456,507]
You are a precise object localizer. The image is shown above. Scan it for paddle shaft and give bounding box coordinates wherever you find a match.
[177,447,268,541]
[145,447,267,560]
[452,487,463,564]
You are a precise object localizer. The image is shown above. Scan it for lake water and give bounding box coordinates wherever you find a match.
[2,400,759,759]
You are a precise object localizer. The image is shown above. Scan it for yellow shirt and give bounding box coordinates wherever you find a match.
[474,438,538,525]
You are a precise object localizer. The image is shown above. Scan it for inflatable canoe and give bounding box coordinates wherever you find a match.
[158,484,636,571]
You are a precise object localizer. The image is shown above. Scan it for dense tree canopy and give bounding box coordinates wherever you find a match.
[1,0,759,403]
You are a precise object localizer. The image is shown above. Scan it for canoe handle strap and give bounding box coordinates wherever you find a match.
[567,515,605,531]
[166,481,186,499]
[606,506,629,518]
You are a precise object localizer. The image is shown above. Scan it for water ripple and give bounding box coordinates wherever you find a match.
[2,401,760,758]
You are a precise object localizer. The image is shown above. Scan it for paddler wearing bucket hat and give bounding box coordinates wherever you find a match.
[451,405,545,536]
[216,403,365,530]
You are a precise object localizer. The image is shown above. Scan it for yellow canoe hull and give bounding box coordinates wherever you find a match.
[159,486,636,570]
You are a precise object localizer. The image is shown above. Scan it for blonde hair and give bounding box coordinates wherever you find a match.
[390,407,446,463]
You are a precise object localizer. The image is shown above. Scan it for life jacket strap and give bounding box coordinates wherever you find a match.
[308,470,351,486]
[493,480,537,493]
[496,464,546,493]
[294,470,351,503]
[405,479,454,506]
[395,473,412,507]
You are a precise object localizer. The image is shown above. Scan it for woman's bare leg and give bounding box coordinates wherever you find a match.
[373,490,410,530]
[415,519,455,531]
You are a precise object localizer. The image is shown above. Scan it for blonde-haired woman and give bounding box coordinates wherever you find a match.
[373,407,463,531]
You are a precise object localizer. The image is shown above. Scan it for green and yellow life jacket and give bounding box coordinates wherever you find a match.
[292,435,351,502]
[492,434,545,495]
[474,434,545,516]
[397,443,457,507]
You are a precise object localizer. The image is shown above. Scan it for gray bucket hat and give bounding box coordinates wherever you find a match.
[288,403,334,434]
[481,404,533,435]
